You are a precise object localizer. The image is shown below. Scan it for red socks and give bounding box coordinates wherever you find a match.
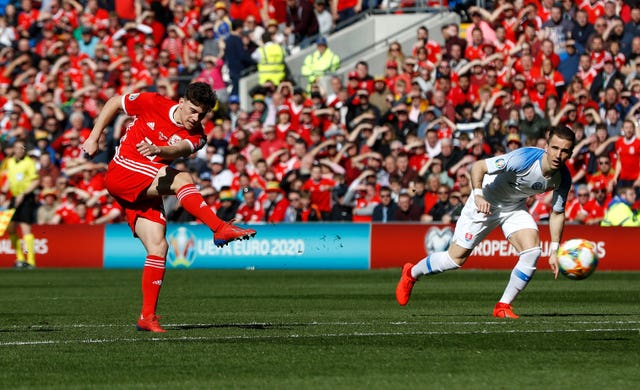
[141,255,166,318]
[176,184,225,231]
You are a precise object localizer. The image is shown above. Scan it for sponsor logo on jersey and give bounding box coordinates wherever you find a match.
[128,93,140,101]
[158,131,168,141]
[146,121,155,130]
[495,158,506,169]
[169,134,183,145]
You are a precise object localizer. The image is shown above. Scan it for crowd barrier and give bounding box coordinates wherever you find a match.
[0,223,638,270]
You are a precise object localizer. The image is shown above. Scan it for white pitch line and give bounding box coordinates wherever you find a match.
[0,327,639,347]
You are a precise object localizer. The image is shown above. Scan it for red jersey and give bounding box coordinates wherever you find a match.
[236,201,265,223]
[353,196,380,222]
[230,1,263,25]
[61,146,84,169]
[579,0,605,24]
[264,198,289,223]
[117,92,206,165]
[565,199,588,222]
[115,1,137,20]
[465,44,484,61]
[528,198,550,222]
[423,192,438,214]
[409,154,429,173]
[77,174,106,194]
[591,50,606,71]
[302,178,335,212]
[98,202,124,223]
[576,67,597,87]
[582,199,607,223]
[587,170,615,190]
[615,136,640,181]
[17,8,39,32]
[55,204,95,224]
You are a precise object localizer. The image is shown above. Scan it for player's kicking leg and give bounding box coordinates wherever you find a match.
[396,243,466,306]
[152,167,257,247]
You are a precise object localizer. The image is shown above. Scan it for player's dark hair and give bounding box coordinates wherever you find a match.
[548,126,576,146]
[185,82,217,112]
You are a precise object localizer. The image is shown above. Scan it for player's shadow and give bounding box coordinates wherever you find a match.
[411,313,635,318]
[0,327,60,333]
[171,322,298,330]
[528,313,633,317]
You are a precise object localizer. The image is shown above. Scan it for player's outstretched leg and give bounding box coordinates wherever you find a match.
[396,263,417,306]
[175,184,256,247]
[396,251,460,306]
[213,219,257,248]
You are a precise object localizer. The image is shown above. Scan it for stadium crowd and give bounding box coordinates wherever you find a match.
[1,0,640,228]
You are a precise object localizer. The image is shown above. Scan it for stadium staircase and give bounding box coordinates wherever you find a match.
[238,11,461,111]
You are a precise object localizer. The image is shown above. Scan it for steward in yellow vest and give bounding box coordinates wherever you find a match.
[257,40,287,86]
[300,36,340,85]
[601,187,640,227]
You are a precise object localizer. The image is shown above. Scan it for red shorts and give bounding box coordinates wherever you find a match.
[105,156,166,234]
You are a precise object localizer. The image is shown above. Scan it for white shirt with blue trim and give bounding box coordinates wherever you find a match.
[482,147,572,213]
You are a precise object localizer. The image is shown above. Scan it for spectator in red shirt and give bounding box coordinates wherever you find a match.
[588,154,616,193]
[297,189,322,221]
[614,119,640,190]
[301,164,335,219]
[263,181,290,223]
[582,181,610,225]
[235,187,264,223]
[566,184,591,224]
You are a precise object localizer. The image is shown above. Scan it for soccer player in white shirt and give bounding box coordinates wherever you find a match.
[396,127,576,318]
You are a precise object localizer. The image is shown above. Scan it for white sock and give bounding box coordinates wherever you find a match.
[411,251,460,279]
[499,247,541,304]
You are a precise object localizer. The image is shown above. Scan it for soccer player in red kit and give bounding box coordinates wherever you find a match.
[82,82,256,333]
[614,120,640,190]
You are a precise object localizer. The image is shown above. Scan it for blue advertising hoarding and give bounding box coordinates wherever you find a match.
[104,223,370,270]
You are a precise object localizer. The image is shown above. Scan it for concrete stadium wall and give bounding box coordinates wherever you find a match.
[239,12,461,111]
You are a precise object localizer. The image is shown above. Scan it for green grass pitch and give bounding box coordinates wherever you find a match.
[1,268,639,389]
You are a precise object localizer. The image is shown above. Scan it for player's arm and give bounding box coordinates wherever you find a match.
[470,159,491,214]
[83,95,123,157]
[137,139,195,160]
[548,210,565,280]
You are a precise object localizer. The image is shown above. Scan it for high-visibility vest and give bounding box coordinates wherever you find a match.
[258,43,286,85]
[301,48,340,84]
[601,201,640,227]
